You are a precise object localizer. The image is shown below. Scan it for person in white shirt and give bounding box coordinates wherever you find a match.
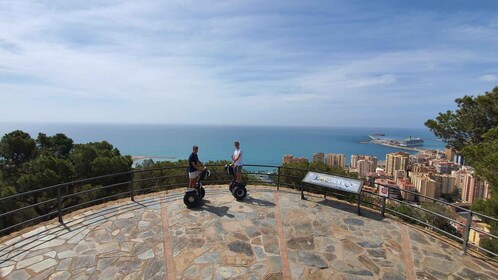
[231,141,243,183]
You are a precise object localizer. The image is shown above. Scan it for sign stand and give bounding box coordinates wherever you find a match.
[302,171,364,216]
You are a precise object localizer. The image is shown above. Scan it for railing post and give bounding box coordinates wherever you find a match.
[357,193,361,215]
[130,182,135,202]
[130,171,135,202]
[57,185,63,224]
[462,210,473,255]
[381,196,386,217]
[277,167,281,191]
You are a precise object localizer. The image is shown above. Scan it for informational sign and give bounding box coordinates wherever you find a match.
[302,172,364,194]
[379,185,389,197]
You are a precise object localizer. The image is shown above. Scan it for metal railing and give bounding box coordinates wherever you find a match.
[1,164,497,259]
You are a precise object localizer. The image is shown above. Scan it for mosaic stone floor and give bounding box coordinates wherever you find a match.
[1,186,497,279]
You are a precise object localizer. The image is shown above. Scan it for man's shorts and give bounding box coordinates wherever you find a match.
[234,165,242,174]
[189,171,198,179]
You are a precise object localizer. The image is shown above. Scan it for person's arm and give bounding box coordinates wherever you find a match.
[233,151,241,163]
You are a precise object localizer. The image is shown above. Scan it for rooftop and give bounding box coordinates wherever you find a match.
[1,186,497,279]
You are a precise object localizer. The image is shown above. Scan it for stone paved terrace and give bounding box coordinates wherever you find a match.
[1,186,497,280]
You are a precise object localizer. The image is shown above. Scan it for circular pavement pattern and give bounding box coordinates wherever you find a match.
[1,186,497,279]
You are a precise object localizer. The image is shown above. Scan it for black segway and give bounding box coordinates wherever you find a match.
[225,165,247,201]
[184,168,210,208]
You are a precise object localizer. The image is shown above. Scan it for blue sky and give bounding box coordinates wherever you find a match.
[0,0,497,128]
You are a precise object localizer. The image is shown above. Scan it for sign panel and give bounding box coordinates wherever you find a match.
[302,172,364,194]
[378,185,389,197]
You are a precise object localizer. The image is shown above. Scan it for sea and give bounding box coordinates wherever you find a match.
[0,123,446,172]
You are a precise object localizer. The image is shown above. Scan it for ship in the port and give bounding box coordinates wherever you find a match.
[399,136,424,147]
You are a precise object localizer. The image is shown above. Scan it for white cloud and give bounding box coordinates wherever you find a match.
[479,74,497,82]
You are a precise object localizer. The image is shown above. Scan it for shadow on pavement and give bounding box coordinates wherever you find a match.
[316,199,385,221]
[194,200,235,218]
[239,196,276,207]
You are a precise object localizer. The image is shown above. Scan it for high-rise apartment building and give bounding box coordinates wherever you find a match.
[351,155,377,177]
[432,174,455,197]
[397,178,416,201]
[394,170,407,180]
[325,153,346,169]
[411,163,437,174]
[445,146,455,162]
[312,152,325,163]
[357,160,373,177]
[451,170,466,190]
[410,172,437,202]
[433,161,460,174]
[385,152,409,177]
[461,173,490,204]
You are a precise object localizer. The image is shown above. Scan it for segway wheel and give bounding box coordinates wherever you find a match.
[184,191,199,208]
[229,180,236,193]
[199,186,206,199]
[233,186,247,201]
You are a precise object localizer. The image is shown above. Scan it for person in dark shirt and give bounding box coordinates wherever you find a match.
[188,145,202,188]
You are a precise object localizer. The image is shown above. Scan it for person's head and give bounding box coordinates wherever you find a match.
[234,141,240,149]
[192,145,199,153]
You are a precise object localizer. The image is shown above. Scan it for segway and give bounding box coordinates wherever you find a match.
[225,165,247,201]
[184,168,210,208]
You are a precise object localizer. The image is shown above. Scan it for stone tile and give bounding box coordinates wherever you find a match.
[194,252,222,264]
[56,259,72,271]
[72,256,95,270]
[4,269,31,280]
[0,265,14,277]
[201,266,214,280]
[263,235,280,254]
[214,267,248,280]
[48,271,71,280]
[35,239,65,250]
[100,266,121,279]
[142,259,165,279]
[183,265,200,279]
[28,258,57,273]
[298,251,328,269]
[31,267,55,280]
[57,250,76,259]
[227,241,253,256]
[138,249,155,260]
[17,255,44,269]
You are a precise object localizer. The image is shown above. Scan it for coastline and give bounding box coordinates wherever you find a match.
[359,140,433,153]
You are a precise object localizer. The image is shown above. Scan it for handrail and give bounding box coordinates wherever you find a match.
[0,163,497,258]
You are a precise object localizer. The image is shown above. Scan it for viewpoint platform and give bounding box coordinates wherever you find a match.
[1,186,497,279]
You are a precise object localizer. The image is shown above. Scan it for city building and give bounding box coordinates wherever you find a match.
[433,161,460,174]
[445,146,456,161]
[312,152,324,163]
[351,155,377,175]
[396,178,417,201]
[357,160,374,177]
[385,152,409,177]
[410,172,437,203]
[461,173,490,204]
[325,153,346,169]
[469,222,491,247]
[451,170,466,190]
[432,174,456,197]
[282,154,308,164]
[411,163,437,174]
[394,170,407,180]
